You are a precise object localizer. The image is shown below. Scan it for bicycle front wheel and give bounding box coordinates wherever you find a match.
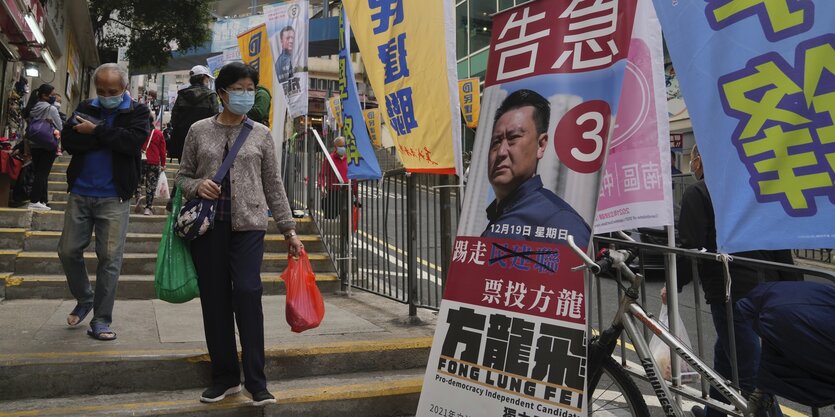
[589,356,651,417]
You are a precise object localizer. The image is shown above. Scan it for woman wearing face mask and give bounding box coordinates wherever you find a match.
[175,62,302,406]
[316,136,358,219]
[22,84,62,210]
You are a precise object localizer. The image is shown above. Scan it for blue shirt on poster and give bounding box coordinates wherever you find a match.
[70,94,131,198]
[481,176,591,248]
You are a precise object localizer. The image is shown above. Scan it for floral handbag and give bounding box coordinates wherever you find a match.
[174,119,253,240]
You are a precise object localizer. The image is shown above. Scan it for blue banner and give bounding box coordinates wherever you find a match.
[339,7,382,180]
[653,0,835,252]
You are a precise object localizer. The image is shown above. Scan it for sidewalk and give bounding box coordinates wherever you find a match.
[0,291,436,357]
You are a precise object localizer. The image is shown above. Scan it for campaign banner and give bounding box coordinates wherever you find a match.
[212,15,265,52]
[459,77,481,129]
[237,24,275,127]
[206,54,224,79]
[364,109,382,149]
[653,0,835,252]
[419,2,638,417]
[593,0,674,234]
[343,0,462,175]
[222,46,242,64]
[328,96,343,130]
[339,7,382,180]
[264,0,309,118]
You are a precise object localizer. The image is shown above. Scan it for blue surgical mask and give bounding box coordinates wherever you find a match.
[336,147,347,157]
[223,90,255,115]
[99,93,124,109]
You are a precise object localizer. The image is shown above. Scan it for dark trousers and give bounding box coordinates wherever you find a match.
[30,148,56,204]
[707,302,783,417]
[191,221,267,393]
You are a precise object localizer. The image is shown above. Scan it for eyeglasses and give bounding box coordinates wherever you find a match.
[223,88,255,94]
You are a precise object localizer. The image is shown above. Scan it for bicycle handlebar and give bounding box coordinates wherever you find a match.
[567,235,636,281]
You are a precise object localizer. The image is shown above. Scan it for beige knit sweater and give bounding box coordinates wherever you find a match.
[176,116,296,233]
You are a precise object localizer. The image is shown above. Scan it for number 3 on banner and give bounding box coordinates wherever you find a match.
[555,100,612,174]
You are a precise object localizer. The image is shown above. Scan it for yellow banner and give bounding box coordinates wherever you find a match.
[458,78,480,129]
[237,24,274,127]
[329,96,343,129]
[343,0,460,174]
[364,109,382,149]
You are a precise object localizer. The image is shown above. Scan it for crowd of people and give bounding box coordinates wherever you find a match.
[9,60,830,412]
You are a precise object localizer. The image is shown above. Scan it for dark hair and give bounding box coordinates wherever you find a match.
[493,89,550,135]
[280,26,295,39]
[23,84,55,119]
[189,75,208,86]
[215,62,259,93]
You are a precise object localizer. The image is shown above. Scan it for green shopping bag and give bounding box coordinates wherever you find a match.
[155,187,200,303]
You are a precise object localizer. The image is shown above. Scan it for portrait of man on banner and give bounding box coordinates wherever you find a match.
[482,89,591,248]
[275,25,296,83]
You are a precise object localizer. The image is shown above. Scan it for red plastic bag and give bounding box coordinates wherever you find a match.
[280,250,325,332]
[352,205,360,233]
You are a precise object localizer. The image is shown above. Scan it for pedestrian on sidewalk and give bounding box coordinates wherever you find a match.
[176,62,303,406]
[670,144,802,417]
[135,113,166,215]
[168,65,219,212]
[58,63,150,342]
[23,83,62,211]
[317,136,357,219]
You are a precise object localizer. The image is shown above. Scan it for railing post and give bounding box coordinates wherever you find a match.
[306,128,316,214]
[339,185,350,292]
[439,175,453,290]
[407,172,418,317]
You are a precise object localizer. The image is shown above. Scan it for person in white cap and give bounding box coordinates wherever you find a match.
[166,65,220,211]
[170,65,219,162]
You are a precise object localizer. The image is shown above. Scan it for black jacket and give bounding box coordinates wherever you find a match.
[676,179,801,303]
[170,85,218,158]
[61,98,150,201]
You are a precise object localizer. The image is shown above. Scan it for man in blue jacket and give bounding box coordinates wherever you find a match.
[59,63,150,341]
[481,89,591,248]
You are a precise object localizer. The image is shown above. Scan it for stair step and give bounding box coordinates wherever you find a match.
[0,369,422,417]
[11,230,325,253]
[49,169,179,183]
[51,161,181,173]
[48,180,175,192]
[1,273,340,300]
[0,335,431,401]
[0,209,319,235]
[12,252,335,275]
[48,190,173,205]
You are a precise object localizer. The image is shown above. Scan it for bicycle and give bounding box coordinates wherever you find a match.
[565,235,775,417]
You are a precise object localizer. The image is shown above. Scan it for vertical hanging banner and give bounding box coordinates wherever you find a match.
[343,0,462,175]
[339,8,382,180]
[417,1,637,417]
[594,0,674,234]
[206,55,224,79]
[264,0,309,118]
[237,24,275,127]
[364,109,382,149]
[654,0,835,252]
[458,77,481,128]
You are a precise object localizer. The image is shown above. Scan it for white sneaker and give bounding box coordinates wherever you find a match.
[143,208,153,216]
[27,202,51,211]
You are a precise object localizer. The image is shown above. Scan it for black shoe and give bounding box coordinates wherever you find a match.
[691,405,705,417]
[199,384,241,403]
[251,390,276,406]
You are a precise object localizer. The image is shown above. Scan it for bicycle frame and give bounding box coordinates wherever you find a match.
[569,236,753,417]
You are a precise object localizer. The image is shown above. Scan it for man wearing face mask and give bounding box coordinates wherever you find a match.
[673,144,800,417]
[58,63,151,341]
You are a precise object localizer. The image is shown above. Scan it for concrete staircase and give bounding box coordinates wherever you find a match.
[0,156,432,416]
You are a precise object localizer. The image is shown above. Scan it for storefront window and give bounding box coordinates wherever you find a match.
[456,3,467,60]
[469,1,496,53]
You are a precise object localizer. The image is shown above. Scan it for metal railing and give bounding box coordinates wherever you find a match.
[590,235,835,417]
[287,129,459,314]
[794,248,833,264]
